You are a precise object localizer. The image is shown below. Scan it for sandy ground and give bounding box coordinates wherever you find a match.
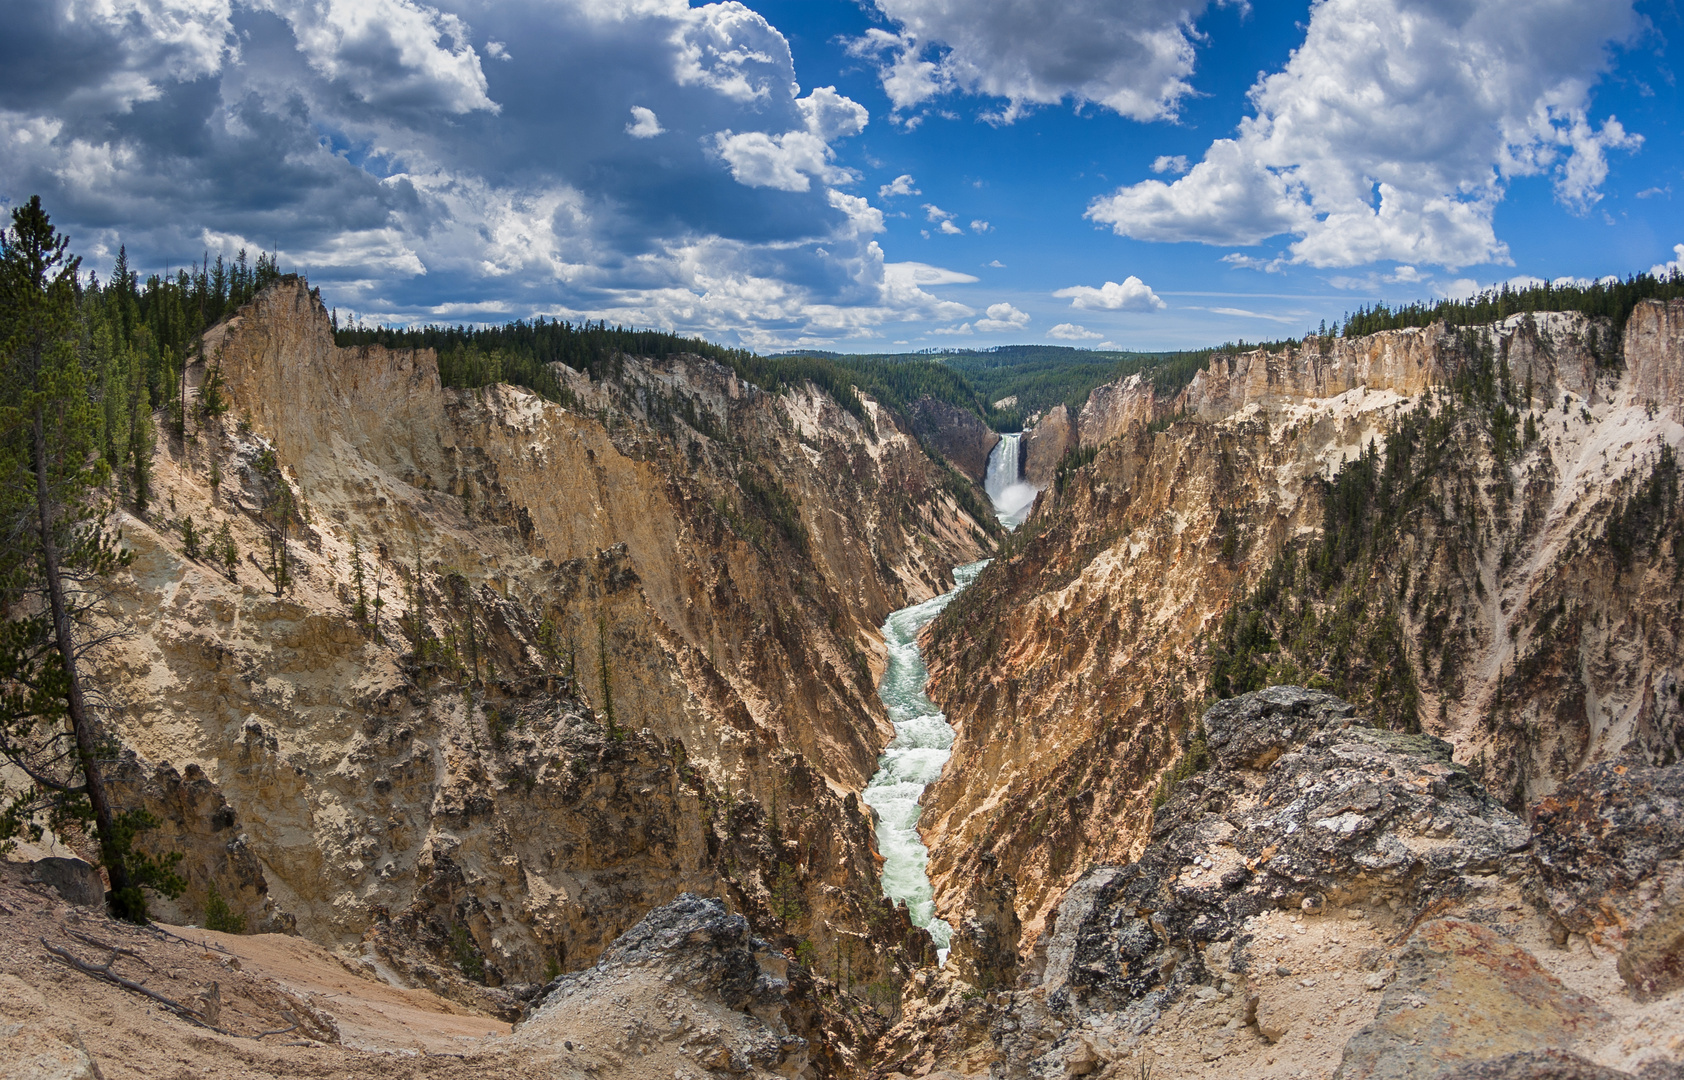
[0,862,540,1080]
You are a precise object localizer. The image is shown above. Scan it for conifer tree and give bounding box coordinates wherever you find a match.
[0,197,181,921]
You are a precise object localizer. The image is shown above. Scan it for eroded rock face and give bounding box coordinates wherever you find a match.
[921,301,1684,954]
[1533,759,1684,997]
[1021,406,1073,490]
[78,276,989,1037]
[1038,688,1529,1025]
[104,754,284,933]
[909,396,1001,484]
[946,851,1022,993]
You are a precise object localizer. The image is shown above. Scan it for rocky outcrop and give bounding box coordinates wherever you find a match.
[1533,759,1684,998]
[1623,300,1684,409]
[909,396,1000,483]
[945,851,1022,994]
[1032,688,1530,1028]
[104,754,284,933]
[515,894,830,1078]
[895,689,1684,1080]
[1020,406,1072,490]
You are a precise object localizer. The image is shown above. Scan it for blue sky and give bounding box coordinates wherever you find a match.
[2,0,1680,352]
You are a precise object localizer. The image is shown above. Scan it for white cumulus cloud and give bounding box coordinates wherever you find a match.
[850,0,1215,123]
[797,86,869,140]
[711,85,869,191]
[626,105,664,137]
[1652,244,1684,279]
[1049,322,1102,340]
[1054,276,1165,312]
[1086,0,1644,270]
[879,173,920,197]
[713,130,834,192]
[922,202,963,234]
[976,301,1029,332]
[1151,154,1189,175]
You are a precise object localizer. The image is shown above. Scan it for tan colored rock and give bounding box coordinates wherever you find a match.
[921,302,1684,950]
[1021,406,1073,489]
[78,276,988,1024]
[1333,919,1610,1080]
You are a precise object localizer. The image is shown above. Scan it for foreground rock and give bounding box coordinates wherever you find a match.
[1533,760,1684,999]
[1335,919,1608,1080]
[886,689,1684,1080]
[1036,687,1530,1030]
[514,894,832,1078]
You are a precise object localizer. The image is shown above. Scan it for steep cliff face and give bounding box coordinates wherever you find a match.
[920,305,1684,949]
[82,278,989,1024]
[908,395,1000,484]
[1021,405,1073,490]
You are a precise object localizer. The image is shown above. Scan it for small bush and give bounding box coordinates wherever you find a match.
[203,881,246,933]
[451,923,486,983]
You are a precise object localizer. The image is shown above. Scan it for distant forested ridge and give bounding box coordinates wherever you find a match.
[335,318,997,435]
[779,342,1299,431]
[1339,272,1684,340]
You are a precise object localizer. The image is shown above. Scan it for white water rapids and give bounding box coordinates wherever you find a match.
[861,435,1032,959]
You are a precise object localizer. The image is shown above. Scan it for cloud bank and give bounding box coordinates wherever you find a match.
[0,0,968,346]
[851,0,1215,123]
[1086,0,1643,269]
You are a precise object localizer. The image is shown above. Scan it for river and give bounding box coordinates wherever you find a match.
[860,435,1031,958]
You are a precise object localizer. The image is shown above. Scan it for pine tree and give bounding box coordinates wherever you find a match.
[349,531,369,625]
[0,197,182,921]
[214,520,238,581]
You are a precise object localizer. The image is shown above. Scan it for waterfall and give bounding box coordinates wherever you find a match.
[984,433,1037,530]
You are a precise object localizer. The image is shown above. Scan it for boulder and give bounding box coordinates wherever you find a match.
[28,858,103,909]
[518,894,823,1079]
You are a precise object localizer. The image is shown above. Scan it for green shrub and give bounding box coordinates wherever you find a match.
[203,881,246,933]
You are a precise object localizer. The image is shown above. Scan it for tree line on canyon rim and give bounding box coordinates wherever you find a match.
[2,187,1683,925]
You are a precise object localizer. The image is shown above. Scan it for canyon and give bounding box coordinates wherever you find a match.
[3,282,1682,1080]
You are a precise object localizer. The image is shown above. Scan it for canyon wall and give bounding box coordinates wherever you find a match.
[921,305,1684,948]
[1020,405,1073,490]
[908,395,1000,484]
[81,278,989,1032]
